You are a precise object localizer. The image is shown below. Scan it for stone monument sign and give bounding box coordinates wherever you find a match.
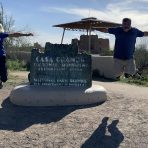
[10,42,107,106]
[29,42,92,87]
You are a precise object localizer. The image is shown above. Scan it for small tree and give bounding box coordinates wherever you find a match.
[0,3,16,49]
[0,3,33,50]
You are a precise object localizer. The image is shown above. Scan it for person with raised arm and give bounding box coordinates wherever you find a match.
[0,23,33,89]
[97,18,148,80]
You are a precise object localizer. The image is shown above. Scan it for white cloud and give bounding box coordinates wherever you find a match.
[42,1,148,30]
[41,1,148,48]
[129,0,148,2]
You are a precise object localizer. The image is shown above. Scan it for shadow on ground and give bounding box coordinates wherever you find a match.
[93,77,117,83]
[81,117,124,148]
[0,98,104,132]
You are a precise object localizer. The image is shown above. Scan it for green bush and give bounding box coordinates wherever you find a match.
[135,48,148,69]
[7,59,27,71]
[100,49,113,56]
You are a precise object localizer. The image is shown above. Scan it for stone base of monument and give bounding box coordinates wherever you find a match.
[10,84,107,106]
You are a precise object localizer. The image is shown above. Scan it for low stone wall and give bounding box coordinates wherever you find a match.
[7,50,116,79]
[92,55,116,79]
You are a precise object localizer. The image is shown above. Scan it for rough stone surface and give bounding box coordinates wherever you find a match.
[30,45,92,87]
[10,84,107,106]
[92,55,116,79]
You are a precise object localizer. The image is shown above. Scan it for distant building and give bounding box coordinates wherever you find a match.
[72,35,109,54]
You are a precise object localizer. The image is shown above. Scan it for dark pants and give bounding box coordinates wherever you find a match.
[0,56,7,82]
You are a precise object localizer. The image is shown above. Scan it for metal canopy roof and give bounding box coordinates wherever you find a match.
[53,17,121,52]
[53,17,121,31]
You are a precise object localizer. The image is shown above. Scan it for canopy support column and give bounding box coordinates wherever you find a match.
[88,27,91,53]
[87,29,88,35]
[61,28,65,44]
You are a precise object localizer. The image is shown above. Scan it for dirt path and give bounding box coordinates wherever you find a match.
[0,71,147,148]
[10,71,29,78]
[94,80,148,100]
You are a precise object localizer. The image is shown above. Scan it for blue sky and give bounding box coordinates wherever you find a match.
[1,0,148,48]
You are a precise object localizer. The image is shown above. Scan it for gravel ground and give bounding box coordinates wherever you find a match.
[0,72,148,148]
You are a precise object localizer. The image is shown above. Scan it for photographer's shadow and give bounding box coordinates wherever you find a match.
[81,117,124,148]
[0,97,101,132]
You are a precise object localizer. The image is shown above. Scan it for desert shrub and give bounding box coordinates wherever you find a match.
[7,59,27,71]
[92,69,101,78]
[135,47,148,70]
[100,49,113,56]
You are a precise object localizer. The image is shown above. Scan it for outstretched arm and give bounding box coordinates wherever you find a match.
[9,33,33,37]
[144,31,148,36]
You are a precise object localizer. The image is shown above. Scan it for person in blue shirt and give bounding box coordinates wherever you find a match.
[0,23,33,89]
[97,18,148,80]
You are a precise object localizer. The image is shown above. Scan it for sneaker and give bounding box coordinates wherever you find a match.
[0,81,3,89]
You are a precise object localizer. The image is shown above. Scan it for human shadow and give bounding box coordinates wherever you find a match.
[0,98,104,132]
[81,117,124,148]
